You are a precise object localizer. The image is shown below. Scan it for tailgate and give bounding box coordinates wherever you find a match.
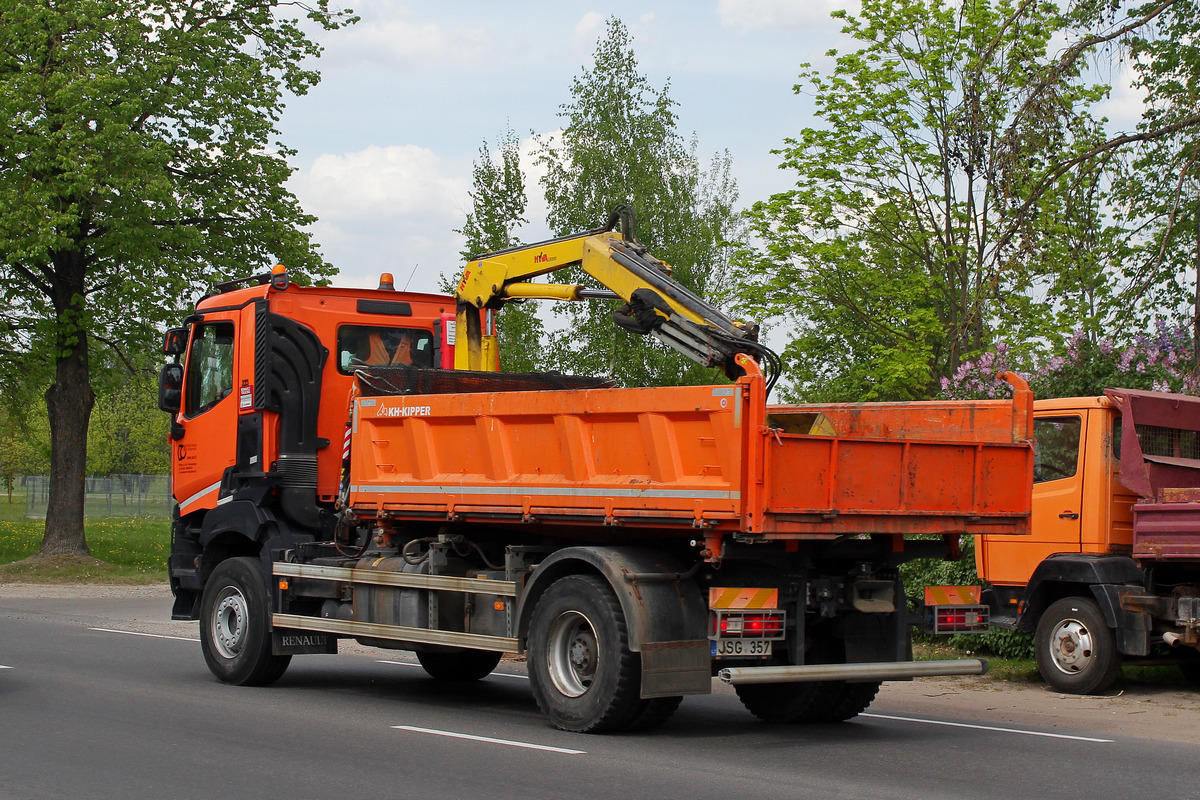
[758,373,1034,536]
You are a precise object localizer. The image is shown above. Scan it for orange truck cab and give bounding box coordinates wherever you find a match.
[976,388,1200,694]
[159,268,458,618]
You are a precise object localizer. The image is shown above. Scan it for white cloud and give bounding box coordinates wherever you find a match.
[297,145,465,218]
[1096,63,1148,132]
[319,3,489,71]
[290,145,471,292]
[573,11,606,49]
[717,0,852,32]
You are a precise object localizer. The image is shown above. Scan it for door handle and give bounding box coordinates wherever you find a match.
[1059,512,1080,519]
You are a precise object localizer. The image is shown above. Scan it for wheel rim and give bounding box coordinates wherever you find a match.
[546,610,598,697]
[211,585,249,660]
[1047,616,1095,675]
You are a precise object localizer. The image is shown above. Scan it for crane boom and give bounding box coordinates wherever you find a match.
[454,206,776,384]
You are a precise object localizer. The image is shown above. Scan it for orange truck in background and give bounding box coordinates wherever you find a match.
[976,388,1200,694]
[159,210,1035,733]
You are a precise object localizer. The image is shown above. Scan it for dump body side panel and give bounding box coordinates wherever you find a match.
[348,378,1033,539]
[349,383,748,529]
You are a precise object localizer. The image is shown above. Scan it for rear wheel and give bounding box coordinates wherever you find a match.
[200,557,291,686]
[527,575,644,733]
[416,649,503,681]
[735,634,880,723]
[825,681,881,721]
[1035,596,1121,694]
[628,696,683,731]
[736,681,841,723]
[1179,651,1200,687]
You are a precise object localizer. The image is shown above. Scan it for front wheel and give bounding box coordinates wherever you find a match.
[200,557,291,686]
[1035,596,1121,694]
[527,575,644,733]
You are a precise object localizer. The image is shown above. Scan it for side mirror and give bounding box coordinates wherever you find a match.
[158,363,184,413]
[163,327,189,356]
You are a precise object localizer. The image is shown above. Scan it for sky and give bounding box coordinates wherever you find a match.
[278,0,856,294]
[278,1,1146,296]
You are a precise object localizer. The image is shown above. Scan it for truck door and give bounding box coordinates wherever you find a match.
[172,320,239,516]
[979,413,1085,585]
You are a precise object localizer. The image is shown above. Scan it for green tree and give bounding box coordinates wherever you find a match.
[738,0,1200,403]
[455,128,543,372]
[537,16,741,387]
[0,0,354,557]
[1111,0,1200,348]
[0,405,50,503]
[87,378,171,476]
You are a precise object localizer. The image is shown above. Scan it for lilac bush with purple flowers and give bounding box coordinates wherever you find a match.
[940,322,1199,400]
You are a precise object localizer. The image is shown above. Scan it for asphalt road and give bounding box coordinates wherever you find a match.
[2,587,1198,800]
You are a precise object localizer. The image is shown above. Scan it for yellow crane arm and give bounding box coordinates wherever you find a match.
[454,206,772,382]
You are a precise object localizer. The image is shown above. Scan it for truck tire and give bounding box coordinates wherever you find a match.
[1035,596,1121,694]
[527,575,643,733]
[735,679,879,723]
[736,681,838,723]
[200,557,291,686]
[416,649,503,681]
[825,682,881,721]
[1176,651,1200,687]
[627,696,683,731]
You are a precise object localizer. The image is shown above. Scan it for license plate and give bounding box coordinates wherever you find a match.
[712,639,773,658]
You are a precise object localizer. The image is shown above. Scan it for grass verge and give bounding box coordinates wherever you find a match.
[0,495,168,584]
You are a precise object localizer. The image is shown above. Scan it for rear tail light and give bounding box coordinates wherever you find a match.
[926,605,990,634]
[711,611,786,639]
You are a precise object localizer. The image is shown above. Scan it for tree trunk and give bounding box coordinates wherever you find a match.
[37,249,95,558]
[38,344,95,557]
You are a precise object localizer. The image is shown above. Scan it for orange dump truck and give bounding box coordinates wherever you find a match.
[160,213,1034,732]
[975,388,1200,694]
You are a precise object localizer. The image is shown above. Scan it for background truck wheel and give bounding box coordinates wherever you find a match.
[1035,596,1121,694]
[416,649,503,681]
[527,575,643,733]
[200,557,291,686]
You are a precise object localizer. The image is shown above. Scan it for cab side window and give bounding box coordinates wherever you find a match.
[185,322,235,417]
[1034,416,1082,483]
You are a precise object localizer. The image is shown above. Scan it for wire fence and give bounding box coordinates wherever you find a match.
[23,474,173,519]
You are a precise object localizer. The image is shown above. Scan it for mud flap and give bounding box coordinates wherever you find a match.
[639,640,712,698]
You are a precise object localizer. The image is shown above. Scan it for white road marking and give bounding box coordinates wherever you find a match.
[391,725,585,754]
[90,627,199,643]
[862,713,1115,743]
[0,665,11,669]
[377,660,529,680]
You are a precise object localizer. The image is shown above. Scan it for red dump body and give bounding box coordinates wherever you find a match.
[347,370,1033,544]
[1107,388,1200,562]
